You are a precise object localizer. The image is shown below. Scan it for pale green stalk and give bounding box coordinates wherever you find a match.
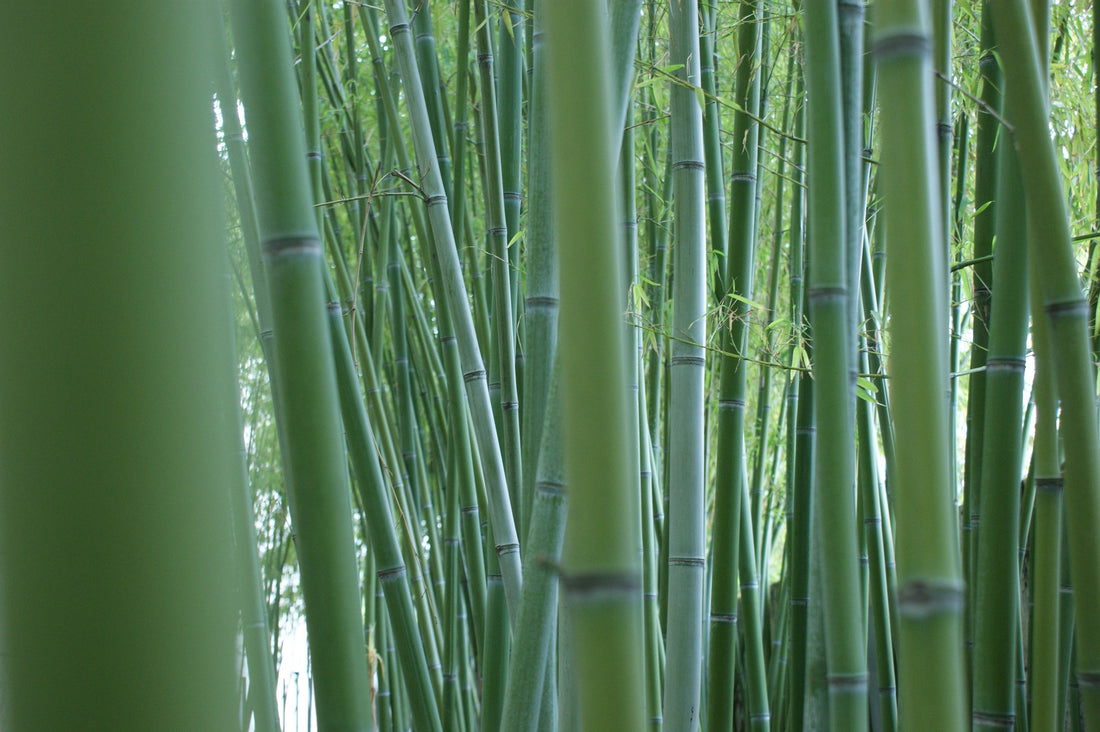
[663,0,709,726]
[873,0,968,725]
[544,0,646,727]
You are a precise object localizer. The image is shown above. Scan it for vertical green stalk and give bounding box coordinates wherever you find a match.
[964,4,1001,662]
[803,0,868,725]
[664,0,709,726]
[522,0,558,538]
[0,6,239,729]
[707,0,761,727]
[873,0,968,726]
[500,373,567,732]
[544,0,646,727]
[971,135,1029,730]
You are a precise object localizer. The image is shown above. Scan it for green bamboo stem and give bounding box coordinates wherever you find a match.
[971,134,1029,731]
[707,0,762,726]
[0,6,241,729]
[664,0,710,725]
[739,474,773,731]
[857,345,898,732]
[212,17,283,731]
[872,0,969,725]
[482,519,511,732]
[473,0,524,536]
[788,361,815,732]
[326,300,443,731]
[699,1,727,299]
[544,0,646,727]
[497,1,524,256]
[227,1,378,728]
[964,5,1001,658]
[500,372,567,732]
[412,3,453,201]
[803,0,868,724]
[521,0,558,540]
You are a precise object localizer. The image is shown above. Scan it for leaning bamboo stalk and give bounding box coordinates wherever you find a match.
[521,0,558,539]
[227,1,376,727]
[212,17,282,731]
[473,0,524,534]
[380,0,524,622]
[500,372,567,732]
[988,0,1100,722]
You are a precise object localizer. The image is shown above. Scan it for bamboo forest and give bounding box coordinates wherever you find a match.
[6,0,1100,730]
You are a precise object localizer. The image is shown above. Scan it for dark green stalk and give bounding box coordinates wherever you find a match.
[326,300,443,731]
[212,15,282,731]
[500,372,566,732]
[473,0,524,536]
[964,6,1001,659]
[857,345,898,732]
[971,136,1029,731]
[739,475,772,731]
[0,6,239,729]
[521,0,558,539]
[707,0,762,727]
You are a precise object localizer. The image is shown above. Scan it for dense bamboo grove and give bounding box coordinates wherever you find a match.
[8,0,1100,730]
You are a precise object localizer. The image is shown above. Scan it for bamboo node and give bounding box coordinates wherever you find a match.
[1035,477,1063,493]
[376,565,408,581]
[671,159,705,172]
[1045,298,1088,319]
[871,32,931,62]
[984,357,1025,372]
[971,710,1015,727]
[1077,671,1100,688]
[897,579,964,617]
[826,673,868,691]
[463,369,487,383]
[262,235,321,258]
[560,570,641,598]
[496,542,520,557]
